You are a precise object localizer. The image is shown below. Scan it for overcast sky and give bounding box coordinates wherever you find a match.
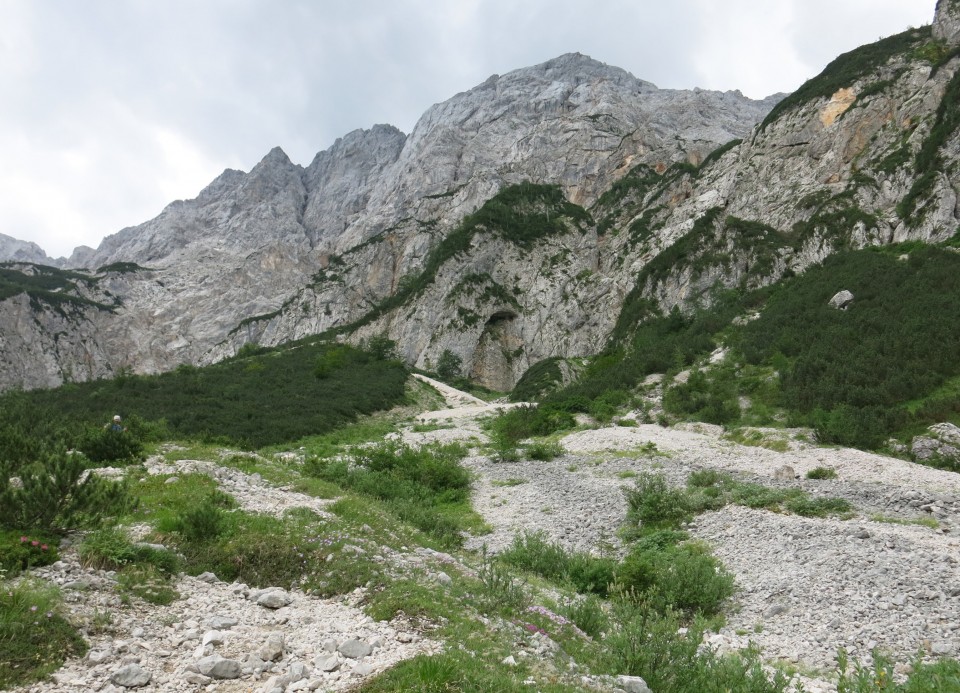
[1,0,935,259]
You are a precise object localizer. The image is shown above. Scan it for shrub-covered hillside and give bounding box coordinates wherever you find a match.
[511,240,960,452]
[0,339,409,455]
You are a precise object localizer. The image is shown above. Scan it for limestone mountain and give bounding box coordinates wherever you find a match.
[0,232,56,265]
[1,0,958,393]
[0,53,775,391]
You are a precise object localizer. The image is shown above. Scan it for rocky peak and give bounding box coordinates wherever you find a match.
[329,52,773,252]
[302,125,407,246]
[237,146,306,212]
[0,232,56,265]
[934,0,960,45]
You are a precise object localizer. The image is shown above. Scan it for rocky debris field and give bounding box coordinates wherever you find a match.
[12,381,960,693]
[468,422,960,691]
[27,557,436,693]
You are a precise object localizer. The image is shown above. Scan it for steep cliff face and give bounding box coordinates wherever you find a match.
[0,264,116,390]
[605,19,960,325]
[0,53,773,391]
[935,0,960,44]
[3,4,958,393]
[199,55,778,387]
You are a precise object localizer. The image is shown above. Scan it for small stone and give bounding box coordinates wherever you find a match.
[828,290,854,310]
[110,664,152,688]
[87,649,113,664]
[289,661,310,681]
[314,653,340,672]
[773,465,796,481]
[196,572,219,583]
[764,604,790,618]
[196,654,243,679]
[616,675,652,693]
[164,476,180,484]
[202,630,225,646]
[258,632,285,662]
[933,642,953,655]
[183,672,212,685]
[257,589,293,609]
[206,615,238,630]
[338,639,372,659]
[435,571,452,586]
[502,655,517,666]
[352,661,374,676]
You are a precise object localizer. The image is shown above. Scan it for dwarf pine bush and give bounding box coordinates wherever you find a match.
[0,448,134,533]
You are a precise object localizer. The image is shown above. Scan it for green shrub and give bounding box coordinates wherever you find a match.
[0,449,134,533]
[0,579,87,688]
[741,247,960,447]
[0,341,409,450]
[525,440,565,461]
[511,357,565,402]
[785,496,852,518]
[0,531,59,575]
[653,541,735,615]
[664,368,740,426]
[489,405,576,445]
[306,442,474,547]
[558,595,609,638]
[76,426,144,464]
[616,541,734,616]
[79,527,178,574]
[730,482,797,510]
[806,466,838,480]
[435,349,463,382]
[475,548,527,614]
[622,473,692,532]
[174,497,226,544]
[488,428,521,463]
[597,600,791,692]
[687,468,729,488]
[499,531,616,596]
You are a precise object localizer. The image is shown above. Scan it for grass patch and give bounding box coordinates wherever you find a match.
[869,514,939,529]
[725,428,791,453]
[806,466,838,480]
[836,649,960,693]
[306,442,479,548]
[0,579,87,688]
[624,470,853,533]
[525,440,565,461]
[500,531,616,597]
